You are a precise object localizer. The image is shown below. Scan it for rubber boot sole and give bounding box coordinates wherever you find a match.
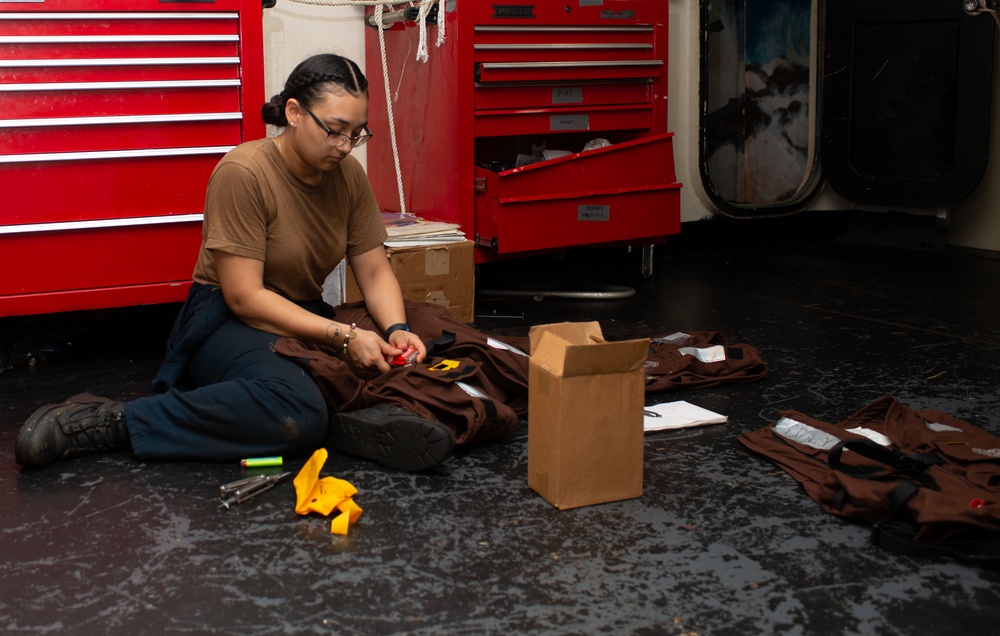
[327,407,455,471]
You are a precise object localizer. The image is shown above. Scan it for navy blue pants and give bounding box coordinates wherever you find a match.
[125,310,328,461]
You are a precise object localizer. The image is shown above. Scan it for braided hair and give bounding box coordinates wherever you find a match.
[261,54,369,127]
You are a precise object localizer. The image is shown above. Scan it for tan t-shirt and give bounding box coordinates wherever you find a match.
[192,138,387,301]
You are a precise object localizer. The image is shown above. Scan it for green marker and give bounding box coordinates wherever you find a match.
[241,456,283,468]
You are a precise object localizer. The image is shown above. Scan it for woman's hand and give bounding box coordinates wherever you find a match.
[343,326,395,372]
[351,247,427,367]
[386,329,427,363]
[341,326,424,372]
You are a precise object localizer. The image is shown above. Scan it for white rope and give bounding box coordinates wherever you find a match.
[286,0,445,216]
[415,2,430,63]
[373,5,407,215]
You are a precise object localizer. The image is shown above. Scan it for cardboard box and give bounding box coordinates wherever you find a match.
[345,241,475,323]
[527,322,648,510]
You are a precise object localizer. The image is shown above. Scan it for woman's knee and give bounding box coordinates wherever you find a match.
[269,372,328,448]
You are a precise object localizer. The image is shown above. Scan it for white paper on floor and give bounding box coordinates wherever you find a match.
[643,401,728,432]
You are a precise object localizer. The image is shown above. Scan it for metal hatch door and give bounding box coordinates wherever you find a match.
[821,1,996,208]
[700,0,823,217]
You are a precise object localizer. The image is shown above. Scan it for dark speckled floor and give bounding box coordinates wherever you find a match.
[3,217,1000,635]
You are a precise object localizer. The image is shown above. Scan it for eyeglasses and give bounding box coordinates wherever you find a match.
[298,102,373,149]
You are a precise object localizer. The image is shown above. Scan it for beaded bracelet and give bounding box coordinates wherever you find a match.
[343,323,357,355]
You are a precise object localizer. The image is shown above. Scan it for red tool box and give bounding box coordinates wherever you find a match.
[0,0,265,317]
[364,1,680,263]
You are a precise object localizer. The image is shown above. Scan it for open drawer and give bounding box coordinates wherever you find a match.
[475,183,681,254]
[474,132,676,198]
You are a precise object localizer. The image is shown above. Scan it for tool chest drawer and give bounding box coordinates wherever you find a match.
[474,133,676,199]
[5,156,228,226]
[473,131,678,255]
[473,81,652,110]
[474,43,656,64]
[0,0,264,316]
[476,59,663,84]
[475,184,681,255]
[0,224,200,298]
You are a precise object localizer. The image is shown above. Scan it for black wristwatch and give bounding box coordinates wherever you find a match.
[384,323,410,340]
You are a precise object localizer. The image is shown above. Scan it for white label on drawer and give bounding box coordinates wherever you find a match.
[552,87,583,104]
[580,0,604,5]
[578,205,610,221]
[550,114,589,131]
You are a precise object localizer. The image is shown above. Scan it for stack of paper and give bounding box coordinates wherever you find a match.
[382,213,467,248]
[643,401,728,432]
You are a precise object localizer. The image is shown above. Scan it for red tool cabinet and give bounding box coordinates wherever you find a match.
[364,0,680,263]
[0,0,264,317]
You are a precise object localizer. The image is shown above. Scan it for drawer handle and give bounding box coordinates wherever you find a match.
[480,60,662,70]
[475,43,653,51]
[0,145,234,165]
[0,35,239,44]
[1,79,242,92]
[0,12,238,20]
[0,214,204,236]
[474,26,654,33]
[2,56,241,68]
[0,112,243,129]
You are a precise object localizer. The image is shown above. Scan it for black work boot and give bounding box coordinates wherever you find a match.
[327,404,454,471]
[15,393,131,468]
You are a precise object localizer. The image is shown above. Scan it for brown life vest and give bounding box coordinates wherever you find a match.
[644,331,768,391]
[739,396,1000,566]
[273,300,529,447]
